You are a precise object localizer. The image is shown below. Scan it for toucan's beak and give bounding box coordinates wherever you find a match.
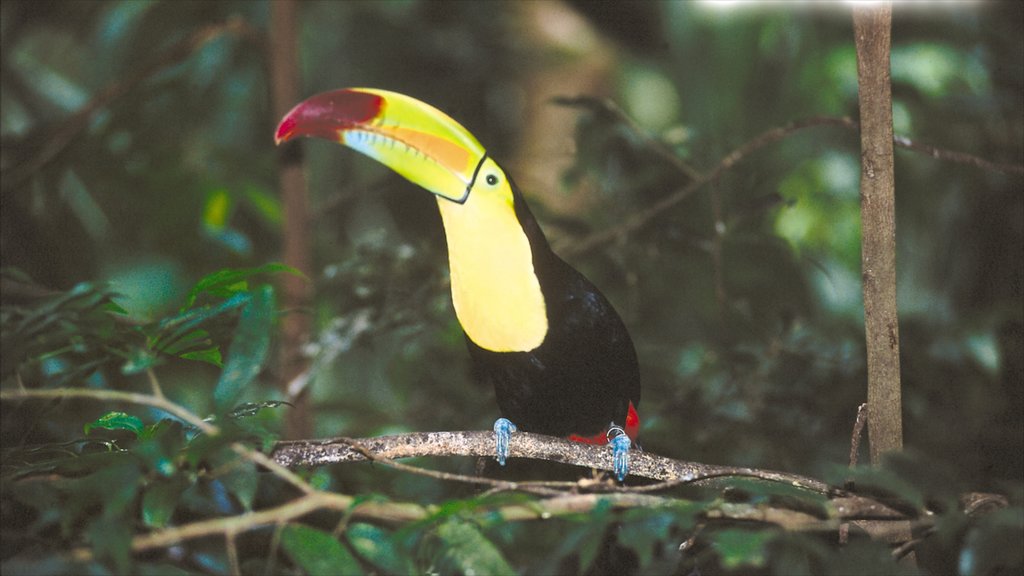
[275,88,486,203]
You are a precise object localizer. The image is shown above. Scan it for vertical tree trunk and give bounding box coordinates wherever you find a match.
[853,2,902,466]
[269,0,313,439]
[853,3,914,562]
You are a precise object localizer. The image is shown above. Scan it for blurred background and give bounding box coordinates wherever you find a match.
[2,0,1021,496]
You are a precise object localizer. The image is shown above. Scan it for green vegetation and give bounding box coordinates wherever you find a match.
[2,1,1021,574]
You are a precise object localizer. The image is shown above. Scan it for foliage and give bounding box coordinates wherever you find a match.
[1,270,1019,576]
[1,1,1022,575]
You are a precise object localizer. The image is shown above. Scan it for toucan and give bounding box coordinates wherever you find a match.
[275,88,640,480]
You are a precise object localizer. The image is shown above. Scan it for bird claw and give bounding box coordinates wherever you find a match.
[493,418,517,466]
[607,426,631,482]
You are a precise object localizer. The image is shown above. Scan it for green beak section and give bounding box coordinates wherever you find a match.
[275,88,487,203]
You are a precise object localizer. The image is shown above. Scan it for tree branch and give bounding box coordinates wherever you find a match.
[4,386,1006,566]
[270,430,836,495]
[555,106,1022,259]
[555,116,857,258]
[894,134,1024,175]
[0,387,216,434]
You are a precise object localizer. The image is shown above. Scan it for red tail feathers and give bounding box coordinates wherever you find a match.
[567,402,639,445]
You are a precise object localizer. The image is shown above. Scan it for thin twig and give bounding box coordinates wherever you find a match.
[556,113,1022,258]
[0,387,314,495]
[892,533,929,560]
[557,116,857,258]
[232,443,313,494]
[552,96,703,182]
[840,402,870,544]
[146,368,165,399]
[894,135,1024,175]
[226,531,240,576]
[848,402,870,470]
[263,522,285,576]
[1,388,216,434]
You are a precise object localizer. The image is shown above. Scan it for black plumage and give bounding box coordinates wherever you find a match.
[464,177,640,438]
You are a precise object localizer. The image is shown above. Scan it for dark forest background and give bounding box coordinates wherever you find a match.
[2,2,1021,574]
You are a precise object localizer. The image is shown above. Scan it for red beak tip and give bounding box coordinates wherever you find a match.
[274,118,297,145]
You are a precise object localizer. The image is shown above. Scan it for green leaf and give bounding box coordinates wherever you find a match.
[87,515,133,574]
[121,346,158,375]
[219,459,258,511]
[142,476,190,528]
[214,284,275,410]
[617,508,681,569]
[203,188,232,231]
[281,524,362,576]
[10,481,61,532]
[57,459,143,541]
[159,328,212,355]
[960,506,1024,576]
[153,292,250,352]
[182,263,302,310]
[84,411,145,438]
[346,523,412,575]
[103,300,130,315]
[182,427,245,469]
[538,499,613,573]
[134,419,187,476]
[435,519,515,576]
[243,185,283,226]
[179,346,223,366]
[712,529,772,570]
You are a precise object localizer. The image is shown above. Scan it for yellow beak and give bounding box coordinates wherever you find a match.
[274,88,487,204]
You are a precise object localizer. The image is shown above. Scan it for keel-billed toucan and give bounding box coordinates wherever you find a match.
[275,88,640,480]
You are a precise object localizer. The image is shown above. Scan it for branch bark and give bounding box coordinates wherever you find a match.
[853,3,914,559]
[854,1,903,467]
[3,388,1007,565]
[271,430,835,494]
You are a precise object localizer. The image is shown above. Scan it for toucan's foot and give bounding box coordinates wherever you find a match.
[493,418,517,466]
[608,425,631,482]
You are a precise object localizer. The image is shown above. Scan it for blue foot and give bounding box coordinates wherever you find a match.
[493,418,517,466]
[608,426,631,482]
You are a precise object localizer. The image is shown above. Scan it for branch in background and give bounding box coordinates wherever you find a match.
[0,17,258,192]
[557,103,1022,259]
[268,0,314,440]
[553,96,703,183]
[894,134,1024,175]
[557,116,857,258]
[0,387,216,434]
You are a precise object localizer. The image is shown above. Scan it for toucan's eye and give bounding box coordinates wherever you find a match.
[486,174,499,186]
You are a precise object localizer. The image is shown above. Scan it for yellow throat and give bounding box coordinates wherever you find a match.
[435,160,547,353]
